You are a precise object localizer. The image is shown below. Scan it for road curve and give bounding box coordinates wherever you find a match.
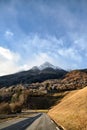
[0,114,42,130]
[0,113,61,130]
[26,113,60,130]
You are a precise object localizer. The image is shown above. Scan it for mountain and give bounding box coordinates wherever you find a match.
[31,62,63,70]
[48,86,87,130]
[60,69,87,90]
[31,66,39,70]
[44,69,87,92]
[0,62,67,88]
[39,62,62,70]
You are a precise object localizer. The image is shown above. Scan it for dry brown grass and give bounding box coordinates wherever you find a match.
[48,87,87,130]
[0,103,11,114]
[10,102,22,113]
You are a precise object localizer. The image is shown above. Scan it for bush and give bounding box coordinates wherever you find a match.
[0,103,11,114]
[10,102,22,113]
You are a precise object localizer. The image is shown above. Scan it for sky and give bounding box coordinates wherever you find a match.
[0,0,87,76]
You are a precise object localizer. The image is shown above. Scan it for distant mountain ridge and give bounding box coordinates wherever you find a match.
[31,62,63,70]
[39,62,62,70]
[0,62,67,88]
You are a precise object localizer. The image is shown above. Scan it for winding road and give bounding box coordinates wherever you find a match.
[0,113,61,130]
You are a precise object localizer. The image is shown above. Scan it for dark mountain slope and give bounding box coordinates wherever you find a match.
[0,63,67,88]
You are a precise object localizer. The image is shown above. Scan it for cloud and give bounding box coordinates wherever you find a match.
[0,31,87,76]
[58,47,82,62]
[19,33,87,70]
[21,34,64,54]
[74,37,87,51]
[19,52,53,70]
[32,52,53,66]
[16,34,83,69]
[0,46,20,76]
[0,0,87,76]
[0,46,15,60]
[0,45,53,76]
[4,30,14,39]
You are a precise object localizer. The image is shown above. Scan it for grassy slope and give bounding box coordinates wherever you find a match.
[48,87,87,130]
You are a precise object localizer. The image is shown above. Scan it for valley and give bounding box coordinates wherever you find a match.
[0,62,87,130]
[0,0,87,129]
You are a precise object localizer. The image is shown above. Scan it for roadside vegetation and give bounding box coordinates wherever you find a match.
[48,87,87,130]
[0,69,87,129]
[0,84,67,114]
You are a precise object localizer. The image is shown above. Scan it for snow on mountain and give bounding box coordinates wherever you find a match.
[31,66,39,70]
[39,62,62,70]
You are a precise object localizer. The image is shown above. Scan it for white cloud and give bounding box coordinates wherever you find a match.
[74,38,87,51]
[0,46,20,76]
[18,34,85,70]
[33,52,53,66]
[0,45,53,76]
[0,47,15,60]
[21,52,54,70]
[5,30,14,39]
[0,32,86,76]
[58,47,82,62]
[21,34,64,54]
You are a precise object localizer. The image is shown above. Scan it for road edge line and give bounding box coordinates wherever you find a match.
[48,115,66,130]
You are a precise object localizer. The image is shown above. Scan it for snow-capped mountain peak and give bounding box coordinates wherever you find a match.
[39,62,62,70]
[31,66,39,70]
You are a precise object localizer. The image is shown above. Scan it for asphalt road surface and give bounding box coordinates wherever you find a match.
[0,113,61,130]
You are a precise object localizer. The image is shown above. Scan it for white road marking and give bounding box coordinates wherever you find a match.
[56,126,60,130]
[51,120,54,123]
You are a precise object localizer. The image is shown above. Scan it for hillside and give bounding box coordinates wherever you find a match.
[0,68,87,93]
[48,87,87,130]
[37,69,87,93]
[58,70,87,90]
[0,62,67,88]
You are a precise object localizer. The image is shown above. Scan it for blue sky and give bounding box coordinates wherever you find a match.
[0,0,87,75]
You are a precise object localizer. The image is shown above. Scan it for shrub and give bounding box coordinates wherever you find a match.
[10,102,22,113]
[0,103,11,114]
